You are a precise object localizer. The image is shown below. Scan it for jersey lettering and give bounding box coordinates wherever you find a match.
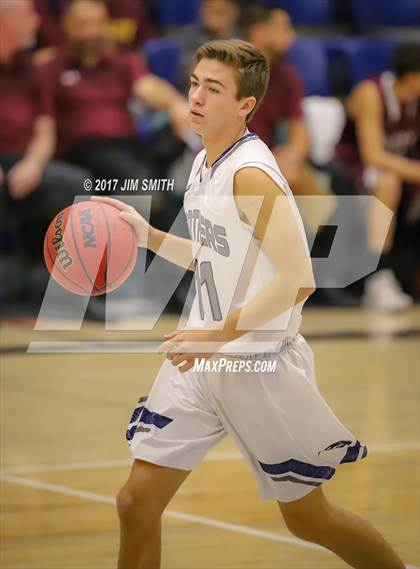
[187,209,230,257]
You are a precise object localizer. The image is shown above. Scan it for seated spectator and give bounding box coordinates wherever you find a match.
[240,4,330,198]
[333,42,420,308]
[176,0,241,90]
[34,0,154,51]
[0,0,88,302]
[41,0,190,222]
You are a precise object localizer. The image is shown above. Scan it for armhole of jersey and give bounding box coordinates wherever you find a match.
[233,161,290,197]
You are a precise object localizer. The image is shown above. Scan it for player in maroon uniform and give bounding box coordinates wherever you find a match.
[335,42,420,308]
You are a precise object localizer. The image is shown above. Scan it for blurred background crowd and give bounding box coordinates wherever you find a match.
[0,0,419,319]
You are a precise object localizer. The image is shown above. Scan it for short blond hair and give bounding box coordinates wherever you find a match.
[195,39,269,122]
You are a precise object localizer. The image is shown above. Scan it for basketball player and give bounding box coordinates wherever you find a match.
[335,42,420,309]
[93,40,405,569]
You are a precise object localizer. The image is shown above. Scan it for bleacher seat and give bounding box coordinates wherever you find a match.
[287,38,330,96]
[323,37,398,92]
[268,0,332,25]
[352,0,420,27]
[154,0,199,26]
[142,37,181,86]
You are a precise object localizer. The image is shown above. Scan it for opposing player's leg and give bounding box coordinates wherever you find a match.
[362,168,411,308]
[117,459,190,569]
[278,485,405,569]
[367,168,402,253]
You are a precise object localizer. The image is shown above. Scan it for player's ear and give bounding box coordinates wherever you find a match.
[238,96,256,119]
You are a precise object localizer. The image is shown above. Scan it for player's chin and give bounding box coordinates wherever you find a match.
[189,122,205,135]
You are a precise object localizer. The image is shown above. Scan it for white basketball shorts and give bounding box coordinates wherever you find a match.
[126,334,367,503]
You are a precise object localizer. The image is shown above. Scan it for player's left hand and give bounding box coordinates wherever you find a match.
[158,328,237,373]
[7,157,43,199]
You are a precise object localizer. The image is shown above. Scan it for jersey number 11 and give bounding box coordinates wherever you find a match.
[194,260,222,321]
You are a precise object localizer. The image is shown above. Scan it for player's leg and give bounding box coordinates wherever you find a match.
[367,168,402,254]
[278,485,405,569]
[117,458,190,569]
[210,338,406,568]
[363,168,411,308]
[120,360,225,568]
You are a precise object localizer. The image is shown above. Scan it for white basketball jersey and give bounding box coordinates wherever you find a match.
[184,130,311,354]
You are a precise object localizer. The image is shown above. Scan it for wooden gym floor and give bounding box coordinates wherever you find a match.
[0,307,419,568]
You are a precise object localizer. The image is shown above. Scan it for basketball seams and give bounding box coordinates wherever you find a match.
[107,230,137,289]
[96,202,137,290]
[69,202,105,294]
[96,202,112,291]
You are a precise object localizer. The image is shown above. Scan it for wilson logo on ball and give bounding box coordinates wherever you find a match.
[79,208,97,249]
[51,211,73,271]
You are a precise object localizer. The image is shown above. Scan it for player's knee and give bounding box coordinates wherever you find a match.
[116,485,161,526]
[280,500,331,543]
[378,169,400,190]
[283,511,321,542]
[116,486,138,522]
[374,170,402,207]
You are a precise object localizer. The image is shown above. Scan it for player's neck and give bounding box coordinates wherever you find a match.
[203,123,248,167]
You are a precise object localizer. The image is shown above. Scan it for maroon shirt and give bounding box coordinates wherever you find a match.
[335,72,420,176]
[42,47,149,154]
[0,52,50,155]
[35,0,154,49]
[249,57,304,149]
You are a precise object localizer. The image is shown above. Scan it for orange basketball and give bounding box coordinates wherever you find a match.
[44,201,137,296]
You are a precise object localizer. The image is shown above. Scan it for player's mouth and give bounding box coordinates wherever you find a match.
[190,109,204,119]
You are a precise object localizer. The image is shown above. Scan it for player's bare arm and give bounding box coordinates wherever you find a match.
[132,74,190,137]
[228,166,315,329]
[349,80,420,183]
[8,115,55,199]
[90,196,196,270]
[160,167,316,372]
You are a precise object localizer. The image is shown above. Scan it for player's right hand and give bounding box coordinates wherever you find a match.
[91,196,150,248]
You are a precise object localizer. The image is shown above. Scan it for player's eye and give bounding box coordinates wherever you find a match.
[209,87,220,94]
[190,80,199,87]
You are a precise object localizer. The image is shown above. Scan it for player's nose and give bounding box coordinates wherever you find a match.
[190,86,205,105]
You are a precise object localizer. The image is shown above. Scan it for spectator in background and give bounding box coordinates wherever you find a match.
[34,0,154,50]
[176,0,242,90]
[0,0,88,300]
[240,4,363,308]
[42,0,190,221]
[240,4,329,198]
[334,42,420,308]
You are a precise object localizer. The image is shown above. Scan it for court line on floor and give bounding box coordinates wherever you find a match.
[1,440,419,475]
[1,472,419,569]
[0,472,322,555]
